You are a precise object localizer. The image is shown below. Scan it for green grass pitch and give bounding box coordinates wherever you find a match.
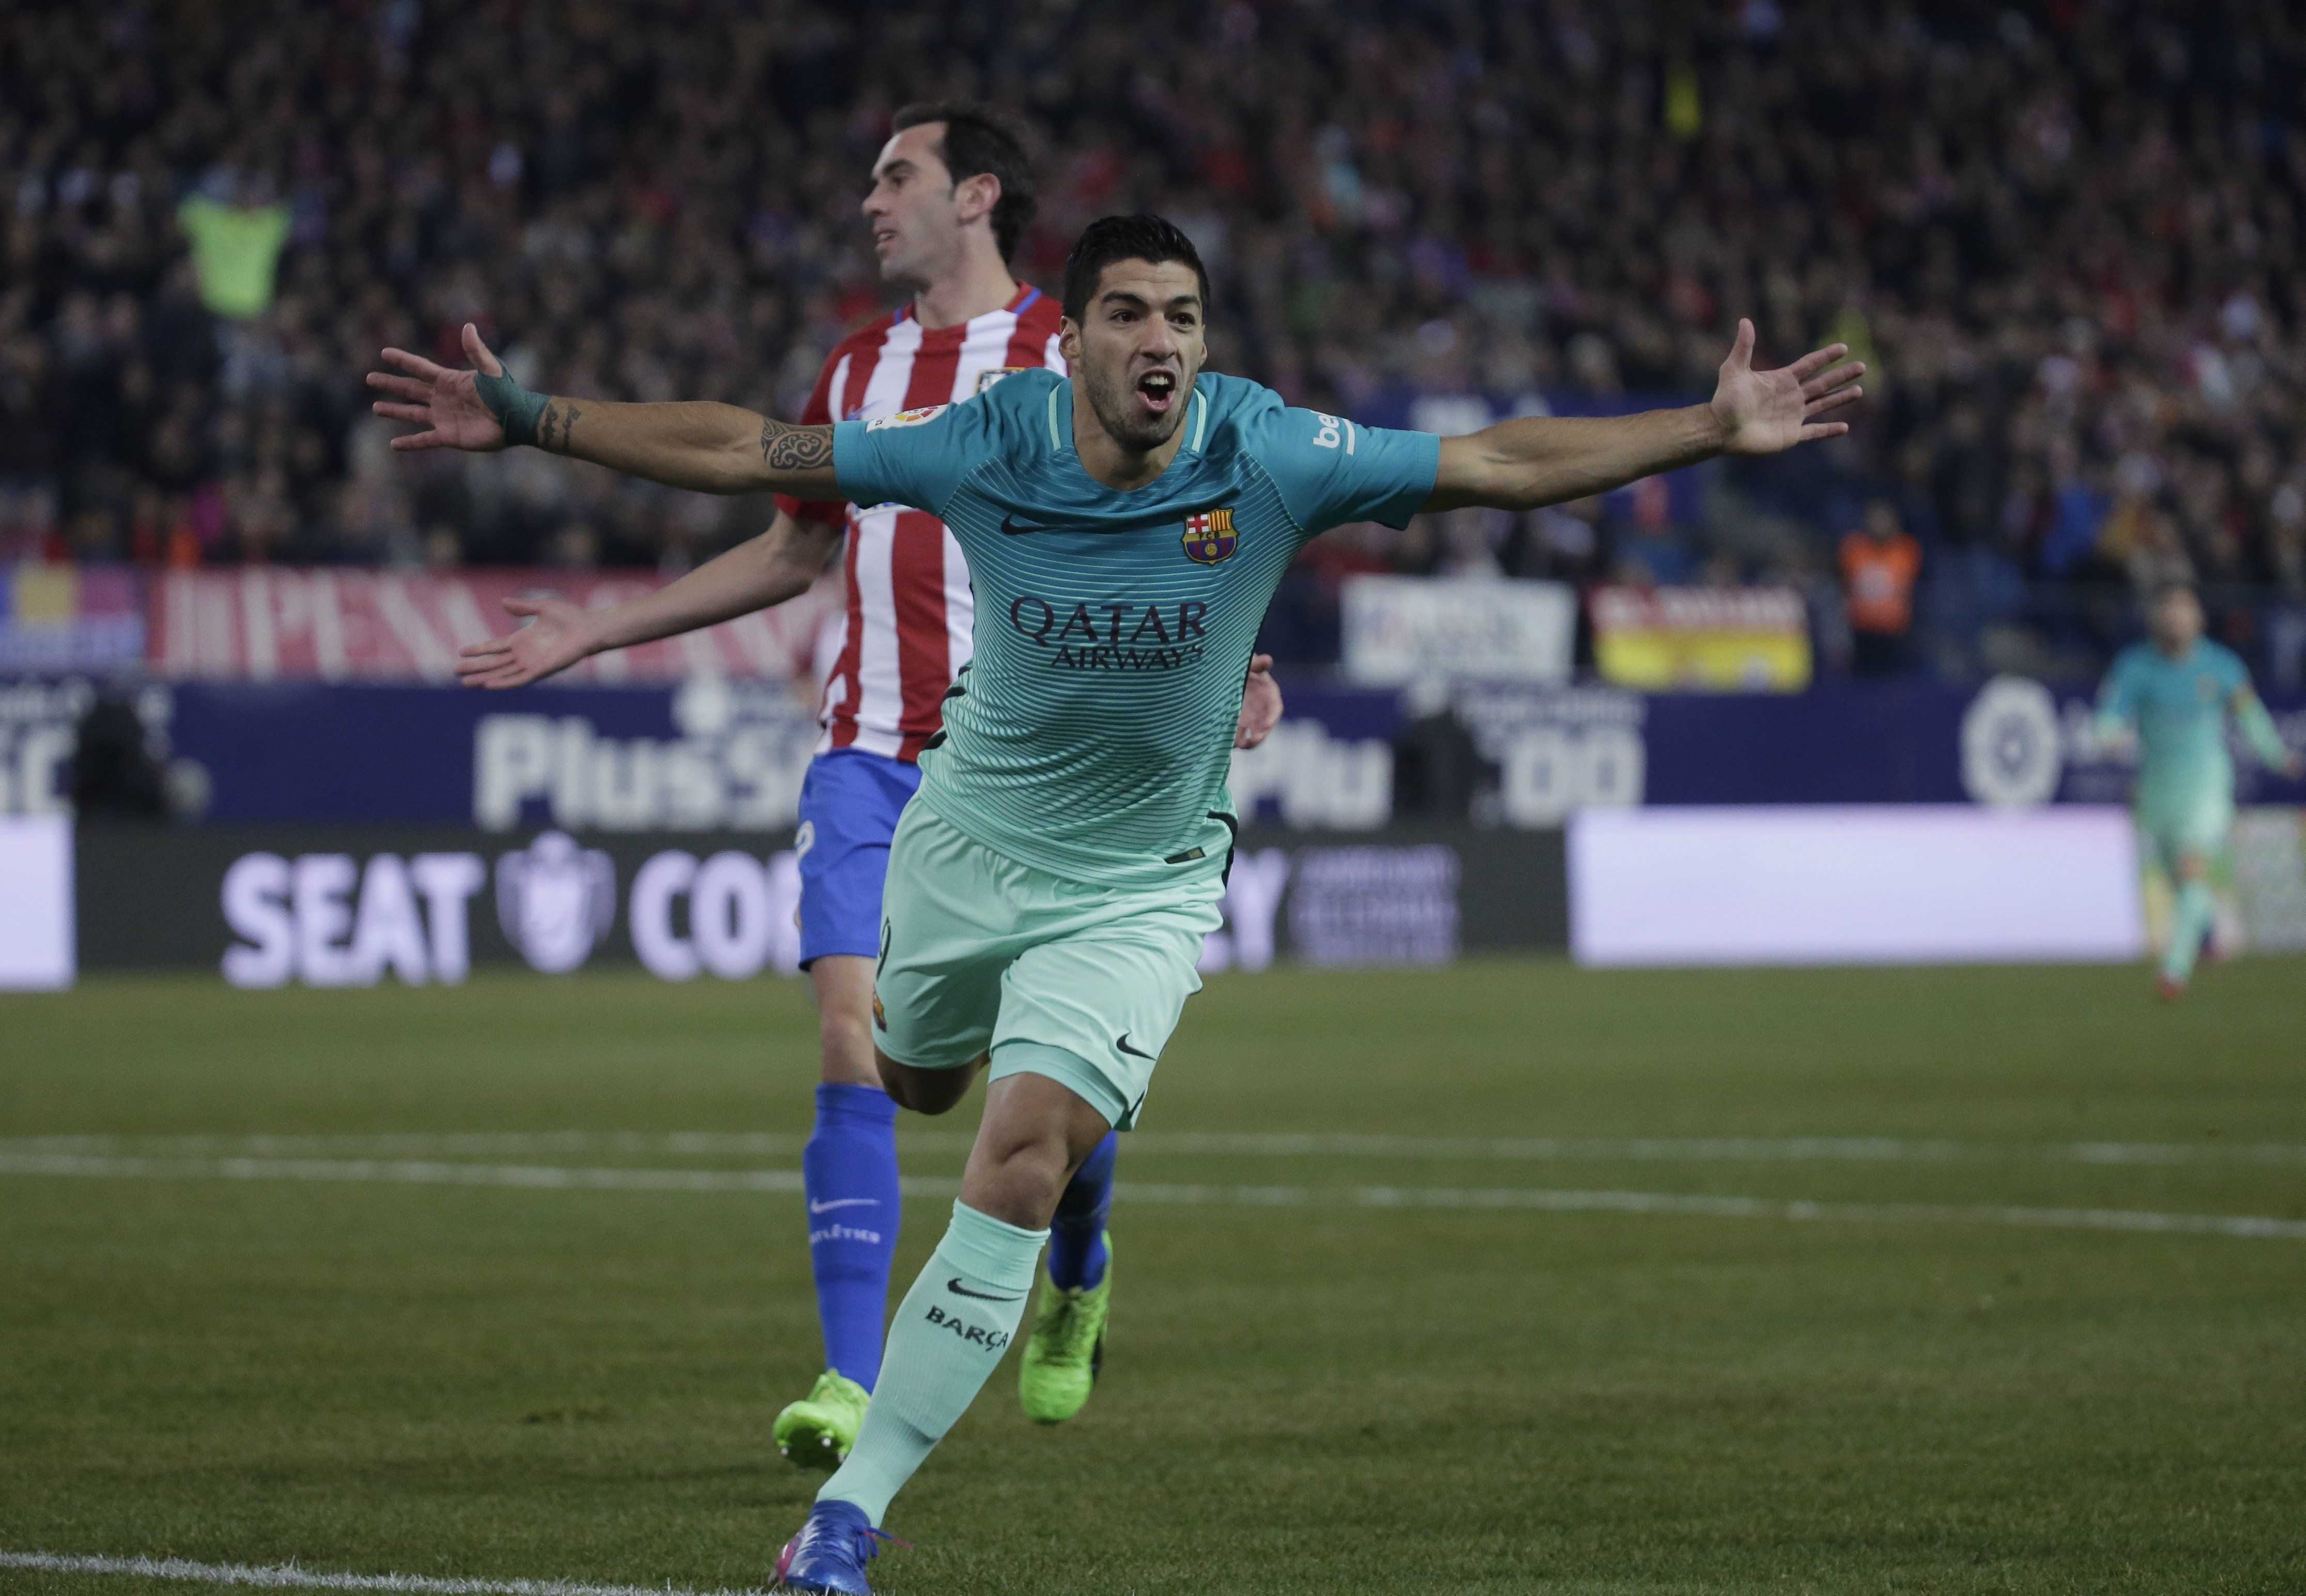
[3,958,2304,1595]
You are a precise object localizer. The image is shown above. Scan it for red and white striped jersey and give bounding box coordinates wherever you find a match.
[776,284,1066,762]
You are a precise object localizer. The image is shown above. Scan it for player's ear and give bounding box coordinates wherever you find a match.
[954,172,999,227]
[1058,318,1081,366]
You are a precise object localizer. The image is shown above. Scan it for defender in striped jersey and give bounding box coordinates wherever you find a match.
[372,212,1864,1592]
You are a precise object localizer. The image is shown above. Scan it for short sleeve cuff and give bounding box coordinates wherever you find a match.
[830,419,881,509]
[1367,432,1442,529]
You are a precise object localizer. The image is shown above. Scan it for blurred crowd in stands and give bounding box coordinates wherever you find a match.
[4,0,2304,680]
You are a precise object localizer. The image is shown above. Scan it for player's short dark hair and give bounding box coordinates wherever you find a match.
[889,101,1036,261]
[1061,214,1212,325]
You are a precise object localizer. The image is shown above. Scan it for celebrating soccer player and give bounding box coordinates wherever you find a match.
[429,106,1279,1471]
[2095,581,2304,999]
[370,211,1862,1593]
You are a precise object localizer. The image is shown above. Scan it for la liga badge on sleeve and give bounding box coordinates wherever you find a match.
[867,404,947,431]
[1181,507,1239,564]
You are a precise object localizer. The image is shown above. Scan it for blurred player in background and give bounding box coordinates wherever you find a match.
[2096,582,2303,1000]
[445,104,1282,1467]
[374,207,1863,1591]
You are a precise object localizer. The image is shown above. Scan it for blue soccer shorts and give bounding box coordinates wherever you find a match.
[794,748,924,968]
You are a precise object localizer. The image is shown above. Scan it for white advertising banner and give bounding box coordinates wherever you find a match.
[1569,806,2144,966]
[1341,576,1576,685]
[0,815,73,989]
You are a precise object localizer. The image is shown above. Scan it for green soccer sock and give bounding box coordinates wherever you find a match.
[2163,879,2215,985]
[817,1200,1047,1526]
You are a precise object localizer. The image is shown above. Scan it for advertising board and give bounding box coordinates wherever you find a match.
[71,824,1570,985]
[1339,576,1576,686]
[10,673,2305,833]
[146,568,832,682]
[0,815,73,989]
[1567,806,2145,966]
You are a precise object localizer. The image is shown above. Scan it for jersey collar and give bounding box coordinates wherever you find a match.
[896,281,1042,327]
[1045,378,1208,458]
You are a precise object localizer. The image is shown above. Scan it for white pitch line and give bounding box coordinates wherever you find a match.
[5,1131,2303,1166]
[4,1151,2302,1241]
[0,1153,816,1196]
[0,1552,753,1596]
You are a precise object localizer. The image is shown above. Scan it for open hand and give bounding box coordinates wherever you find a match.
[1710,319,1865,456]
[367,323,509,453]
[1236,654,1283,749]
[456,594,599,689]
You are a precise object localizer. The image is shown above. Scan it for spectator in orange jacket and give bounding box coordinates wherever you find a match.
[1841,500,1923,677]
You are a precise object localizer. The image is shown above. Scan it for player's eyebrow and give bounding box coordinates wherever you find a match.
[1099,289,1202,314]
[873,158,916,182]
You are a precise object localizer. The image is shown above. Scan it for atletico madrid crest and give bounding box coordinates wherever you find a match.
[1181,507,1239,564]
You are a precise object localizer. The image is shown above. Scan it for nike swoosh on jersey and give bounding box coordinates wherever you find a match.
[1115,1032,1153,1059]
[1000,504,1233,538]
[947,1277,1026,1302]
[808,1198,882,1214]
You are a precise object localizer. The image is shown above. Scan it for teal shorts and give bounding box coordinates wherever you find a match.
[2135,784,2233,874]
[872,803,1224,1130]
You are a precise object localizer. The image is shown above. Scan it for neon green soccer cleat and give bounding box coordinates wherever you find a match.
[773,1370,869,1472]
[1018,1233,1112,1425]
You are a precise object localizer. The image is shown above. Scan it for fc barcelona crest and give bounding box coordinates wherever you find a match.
[1182,507,1239,564]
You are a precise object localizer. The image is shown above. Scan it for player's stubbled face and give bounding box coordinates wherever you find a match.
[1070,260,1207,454]
[2151,591,2204,652]
[862,122,961,286]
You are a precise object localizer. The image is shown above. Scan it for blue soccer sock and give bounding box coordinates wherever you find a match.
[1047,1130,1115,1290]
[802,1082,902,1390]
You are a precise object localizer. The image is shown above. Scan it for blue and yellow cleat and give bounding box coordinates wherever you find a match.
[774,1499,902,1594]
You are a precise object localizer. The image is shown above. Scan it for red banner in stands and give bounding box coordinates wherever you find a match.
[146,569,834,682]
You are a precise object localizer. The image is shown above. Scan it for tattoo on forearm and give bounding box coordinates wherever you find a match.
[761,418,834,472]
[536,401,581,454]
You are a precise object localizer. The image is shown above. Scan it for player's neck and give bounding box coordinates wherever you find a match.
[909,250,1020,332]
[1071,390,1189,492]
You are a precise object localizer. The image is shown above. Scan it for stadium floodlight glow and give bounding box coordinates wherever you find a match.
[1569,805,2146,966]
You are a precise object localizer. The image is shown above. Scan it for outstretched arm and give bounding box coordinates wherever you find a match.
[2232,685,2306,780]
[2094,662,2138,752]
[1423,320,1863,513]
[367,323,841,499]
[455,509,843,689]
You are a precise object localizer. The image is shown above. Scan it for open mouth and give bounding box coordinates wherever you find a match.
[1135,369,1179,414]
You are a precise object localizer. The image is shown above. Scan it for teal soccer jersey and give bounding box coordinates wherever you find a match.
[2097,639,2251,807]
[834,371,1438,886]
